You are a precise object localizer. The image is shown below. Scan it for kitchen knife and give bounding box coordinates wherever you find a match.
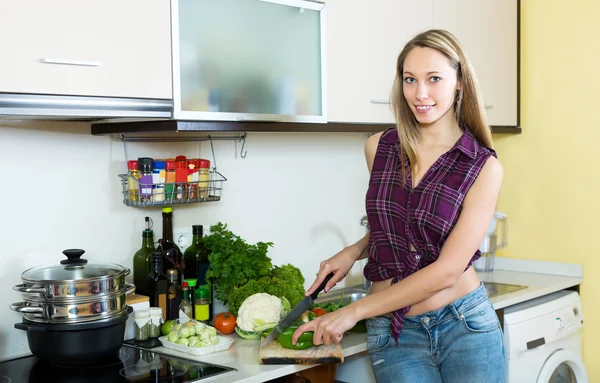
[260,272,334,347]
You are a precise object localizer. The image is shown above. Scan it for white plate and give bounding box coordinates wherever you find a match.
[158,335,234,356]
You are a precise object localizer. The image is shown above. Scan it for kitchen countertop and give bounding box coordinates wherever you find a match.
[152,257,584,383]
[151,332,368,383]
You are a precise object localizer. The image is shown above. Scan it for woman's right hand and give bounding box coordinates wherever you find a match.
[305,245,362,296]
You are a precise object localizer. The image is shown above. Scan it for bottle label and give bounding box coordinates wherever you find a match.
[194,304,209,321]
[159,294,167,319]
[139,175,153,197]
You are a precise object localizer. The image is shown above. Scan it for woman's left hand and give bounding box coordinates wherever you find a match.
[292,306,359,346]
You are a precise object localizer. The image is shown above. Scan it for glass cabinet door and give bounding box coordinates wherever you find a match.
[172,0,326,122]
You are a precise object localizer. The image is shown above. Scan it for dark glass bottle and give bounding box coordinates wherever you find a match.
[183,225,210,282]
[159,207,183,285]
[133,217,156,295]
[146,252,168,320]
[166,269,182,320]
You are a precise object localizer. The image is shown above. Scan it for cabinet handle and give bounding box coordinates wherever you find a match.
[370,99,391,104]
[485,105,494,110]
[39,58,102,67]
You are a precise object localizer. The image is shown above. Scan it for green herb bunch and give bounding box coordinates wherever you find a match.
[204,222,273,305]
[226,264,306,316]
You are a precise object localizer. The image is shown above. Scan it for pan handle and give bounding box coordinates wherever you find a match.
[124,283,136,296]
[15,322,47,332]
[13,284,46,295]
[10,302,44,314]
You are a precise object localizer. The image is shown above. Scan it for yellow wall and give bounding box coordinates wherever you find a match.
[493,0,600,378]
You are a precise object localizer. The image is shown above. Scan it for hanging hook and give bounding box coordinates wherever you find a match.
[240,134,247,159]
[208,135,218,171]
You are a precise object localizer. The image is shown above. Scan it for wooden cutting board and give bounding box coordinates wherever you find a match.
[259,340,344,365]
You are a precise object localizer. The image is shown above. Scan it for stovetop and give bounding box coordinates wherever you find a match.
[0,344,236,383]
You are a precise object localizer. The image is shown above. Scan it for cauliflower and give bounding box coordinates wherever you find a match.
[237,293,283,332]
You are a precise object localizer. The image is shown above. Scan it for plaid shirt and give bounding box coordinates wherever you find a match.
[364,127,497,342]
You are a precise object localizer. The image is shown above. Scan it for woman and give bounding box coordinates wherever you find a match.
[293,29,506,382]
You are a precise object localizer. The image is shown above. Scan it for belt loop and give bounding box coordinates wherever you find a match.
[449,303,462,320]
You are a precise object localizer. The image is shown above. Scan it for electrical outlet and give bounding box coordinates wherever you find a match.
[173,227,192,254]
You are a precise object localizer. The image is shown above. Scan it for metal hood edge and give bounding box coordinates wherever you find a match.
[0,93,173,120]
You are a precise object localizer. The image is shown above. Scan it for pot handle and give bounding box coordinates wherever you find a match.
[15,322,47,332]
[10,302,44,314]
[125,283,136,296]
[13,284,46,295]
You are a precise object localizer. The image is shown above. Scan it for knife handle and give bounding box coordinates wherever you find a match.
[310,272,335,300]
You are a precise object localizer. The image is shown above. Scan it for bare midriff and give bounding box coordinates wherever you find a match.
[369,266,481,317]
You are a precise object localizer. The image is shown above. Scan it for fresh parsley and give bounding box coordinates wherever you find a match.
[204,222,273,305]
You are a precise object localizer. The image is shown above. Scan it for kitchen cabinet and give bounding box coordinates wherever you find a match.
[172,0,326,123]
[434,0,519,128]
[326,0,434,124]
[0,0,172,100]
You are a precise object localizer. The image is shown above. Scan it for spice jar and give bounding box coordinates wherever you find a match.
[187,159,199,199]
[194,284,210,323]
[127,160,140,202]
[152,160,166,203]
[197,159,211,199]
[175,157,188,201]
[148,307,163,338]
[137,158,154,203]
[134,310,150,341]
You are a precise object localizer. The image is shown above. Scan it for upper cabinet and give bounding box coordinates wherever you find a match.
[325,0,519,129]
[0,0,172,100]
[326,0,434,124]
[172,0,326,123]
[434,0,519,128]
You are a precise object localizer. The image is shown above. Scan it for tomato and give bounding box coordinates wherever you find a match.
[311,307,327,317]
[214,312,236,335]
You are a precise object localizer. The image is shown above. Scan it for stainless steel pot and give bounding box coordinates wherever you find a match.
[11,248,135,324]
[11,284,135,323]
[14,249,130,300]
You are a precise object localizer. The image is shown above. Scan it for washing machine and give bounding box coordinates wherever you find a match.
[504,289,588,383]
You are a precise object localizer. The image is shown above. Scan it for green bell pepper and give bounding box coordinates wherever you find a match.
[277,325,315,350]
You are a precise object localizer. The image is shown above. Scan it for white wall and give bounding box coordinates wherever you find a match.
[0,120,371,360]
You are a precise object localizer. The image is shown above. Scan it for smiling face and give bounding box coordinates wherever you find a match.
[402,46,460,127]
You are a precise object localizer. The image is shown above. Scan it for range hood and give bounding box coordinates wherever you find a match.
[0,93,172,120]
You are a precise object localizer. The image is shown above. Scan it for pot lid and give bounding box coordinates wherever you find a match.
[22,249,128,282]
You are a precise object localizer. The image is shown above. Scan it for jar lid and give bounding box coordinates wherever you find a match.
[134,310,150,319]
[197,159,211,169]
[127,160,139,170]
[137,157,154,173]
[184,279,197,287]
[21,249,128,283]
[148,307,163,317]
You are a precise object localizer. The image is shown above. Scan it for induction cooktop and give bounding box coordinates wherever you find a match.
[0,343,236,383]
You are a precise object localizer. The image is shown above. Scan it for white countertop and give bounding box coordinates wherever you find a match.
[479,269,582,310]
[150,332,368,383]
[152,257,583,383]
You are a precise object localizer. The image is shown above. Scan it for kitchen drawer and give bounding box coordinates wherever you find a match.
[0,0,172,99]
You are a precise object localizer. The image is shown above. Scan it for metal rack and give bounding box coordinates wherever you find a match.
[118,133,245,208]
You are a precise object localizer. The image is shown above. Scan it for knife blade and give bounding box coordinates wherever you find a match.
[260,272,334,347]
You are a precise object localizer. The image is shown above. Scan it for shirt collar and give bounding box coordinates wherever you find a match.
[452,129,478,159]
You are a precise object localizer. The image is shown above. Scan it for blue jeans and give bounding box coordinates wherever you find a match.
[366,283,507,383]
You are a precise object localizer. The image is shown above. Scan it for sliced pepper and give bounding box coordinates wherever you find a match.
[277,325,315,350]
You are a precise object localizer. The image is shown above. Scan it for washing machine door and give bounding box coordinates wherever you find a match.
[537,349,588,383]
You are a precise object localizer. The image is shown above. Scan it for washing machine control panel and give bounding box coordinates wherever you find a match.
[554,304,583,333]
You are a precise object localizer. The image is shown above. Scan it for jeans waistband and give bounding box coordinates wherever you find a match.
[402,282,488,327]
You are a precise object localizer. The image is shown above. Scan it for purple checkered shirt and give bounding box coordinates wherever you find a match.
[363,127,497,342]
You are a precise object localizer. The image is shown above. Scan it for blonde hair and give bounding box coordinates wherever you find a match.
[390,29,493,184]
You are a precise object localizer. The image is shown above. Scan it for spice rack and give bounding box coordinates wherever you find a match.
[119,171,227,207]
[118,133,244,208]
